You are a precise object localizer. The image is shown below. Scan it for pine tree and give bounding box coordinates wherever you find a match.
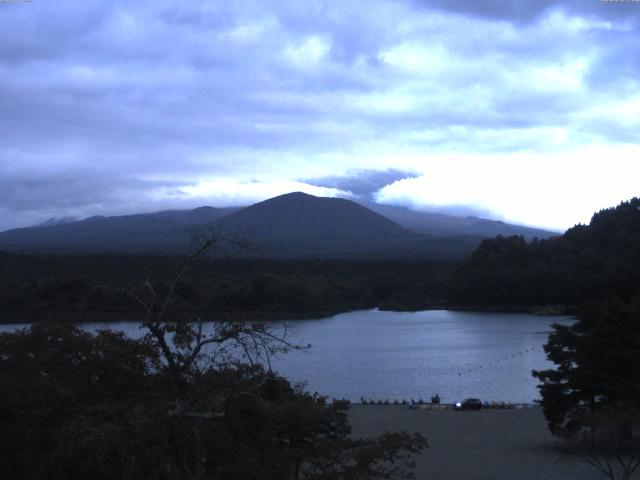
[533,299,640,436]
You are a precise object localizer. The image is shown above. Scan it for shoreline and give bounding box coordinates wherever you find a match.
[356,401,539,409]
[379,303,574,316]
[0,303,574,325]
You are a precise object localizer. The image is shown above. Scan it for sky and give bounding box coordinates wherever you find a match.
[1,0,639,232]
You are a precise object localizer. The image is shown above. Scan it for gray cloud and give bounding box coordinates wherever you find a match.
[0,0,638,230]
[0,167,190,220]
[305,169,420,200]
[413,0,558,22]
[414,0,640,23]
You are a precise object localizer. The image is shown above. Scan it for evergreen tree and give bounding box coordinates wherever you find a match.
[533,299,640,436]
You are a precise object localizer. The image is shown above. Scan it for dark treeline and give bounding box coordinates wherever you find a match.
[445,197,640,457]
[2,198,639,323]
[0,254,454,323]
[451,198,640,308]
[448,198,640,455]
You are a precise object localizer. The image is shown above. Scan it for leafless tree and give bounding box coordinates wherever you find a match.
[92,231,304,395]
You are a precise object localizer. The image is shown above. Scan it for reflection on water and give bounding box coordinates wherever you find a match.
[0,309,573,403]
[272,309,573,403]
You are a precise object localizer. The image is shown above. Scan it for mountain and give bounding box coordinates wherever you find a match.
[35,217,79,228]
[0,193,482,258]
[0,206,239,254]
[356,200,558,239]
[1,192,554,258]
[211,192,412,254]
[208,192,479,258]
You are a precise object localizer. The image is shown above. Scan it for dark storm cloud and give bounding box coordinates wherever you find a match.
[415,0,640,23]
[413,0,558,22]
[305,169,420,200]
[0,170,188,212]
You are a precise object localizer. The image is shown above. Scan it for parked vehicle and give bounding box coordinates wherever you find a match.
[454,398,483,411]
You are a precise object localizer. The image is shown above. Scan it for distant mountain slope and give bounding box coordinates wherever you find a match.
[357,201,558,239]
[207,192,481,258]
[0,206,239,254]
[0,193,482,258]
[35,217,79,228]
[210,192,408,248]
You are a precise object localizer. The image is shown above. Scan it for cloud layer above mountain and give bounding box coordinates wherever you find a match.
[1,0,639,230]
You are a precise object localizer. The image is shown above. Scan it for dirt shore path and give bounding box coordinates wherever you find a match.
[348,405,604,480]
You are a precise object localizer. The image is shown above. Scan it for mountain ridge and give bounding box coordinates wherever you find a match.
[355,200,558,240]
[0,192,556,258]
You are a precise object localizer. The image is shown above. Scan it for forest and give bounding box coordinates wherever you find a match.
[1,199,639,479]
[450,197,640,308]
[0,255,453,323]
[1,199,639,324]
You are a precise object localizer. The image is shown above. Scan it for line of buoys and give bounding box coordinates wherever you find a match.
[358,398,539,409]
[360,397,420,405]
[454,345,542,377]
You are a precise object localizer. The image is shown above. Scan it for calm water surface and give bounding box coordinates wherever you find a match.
[0,309,573,403]
[273,309,573,403]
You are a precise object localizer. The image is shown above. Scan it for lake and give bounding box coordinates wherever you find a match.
[0,309,573,404]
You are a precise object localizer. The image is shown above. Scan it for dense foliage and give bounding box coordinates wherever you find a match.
[0,324,426,480]
[533,299,640,436]
[0,241,427,479]
[451,198,640,308]
[0,255,453,323]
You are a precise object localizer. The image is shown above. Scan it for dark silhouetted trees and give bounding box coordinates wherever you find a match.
[533,299,640,436]
[0,239,427,479]
[451,198,640,308]
[0,255,454,323]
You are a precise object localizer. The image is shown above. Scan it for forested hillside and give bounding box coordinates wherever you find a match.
[3,198,638,322]
[0,254,452,323]
[451,198,640,307]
